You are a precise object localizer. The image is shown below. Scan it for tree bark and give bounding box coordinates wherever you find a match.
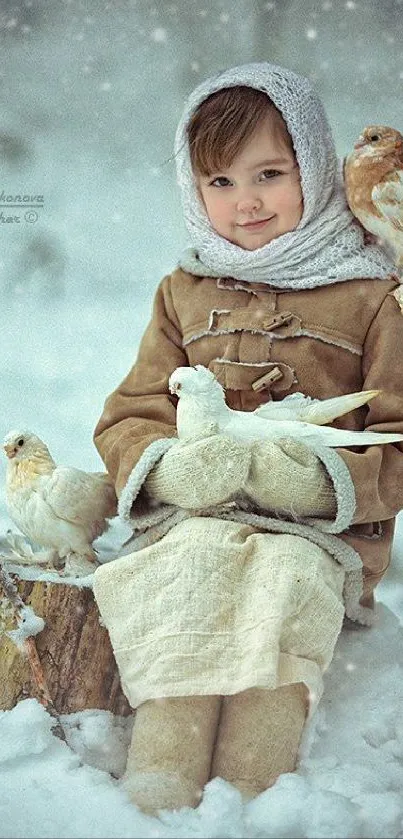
[0,571,132,716]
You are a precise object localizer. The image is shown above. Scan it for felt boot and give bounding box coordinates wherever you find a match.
[123,694,221,814]
[211,683,308,800]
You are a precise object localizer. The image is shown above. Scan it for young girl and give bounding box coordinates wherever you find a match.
[92,62,403,815]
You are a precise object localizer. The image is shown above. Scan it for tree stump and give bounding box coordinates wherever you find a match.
[0,568,132,717]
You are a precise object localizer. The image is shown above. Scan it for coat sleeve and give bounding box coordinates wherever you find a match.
[336,292,403,524]
[93,275,187,498]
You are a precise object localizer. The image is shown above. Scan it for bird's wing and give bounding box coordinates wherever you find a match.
[253,392,315,421]
[253,390,379,425]
[372,170,403,233]
[41,467,117,526]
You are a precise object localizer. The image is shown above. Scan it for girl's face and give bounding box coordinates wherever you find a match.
[197,116,303,250]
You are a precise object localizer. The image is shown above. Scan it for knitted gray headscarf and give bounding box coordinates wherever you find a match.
[174,62,395,289]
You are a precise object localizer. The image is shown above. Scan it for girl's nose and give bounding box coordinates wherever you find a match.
[236,192,263,213]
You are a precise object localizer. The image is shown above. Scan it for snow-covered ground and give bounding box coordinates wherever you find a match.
[1,596,403,839]
[1,1,403,836]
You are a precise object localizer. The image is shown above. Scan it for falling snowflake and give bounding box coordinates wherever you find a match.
[345,0,356,8]
[220,12,229,23]
[322,0,332,8]
[306,27,318,40]
[150,27,167,43]
[99,81,112,91]
[191,61,200,72]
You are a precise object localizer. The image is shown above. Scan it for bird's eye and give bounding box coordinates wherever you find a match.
[369,134,380,142]
[17,438,24,446]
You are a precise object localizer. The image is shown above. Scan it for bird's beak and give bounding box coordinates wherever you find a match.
[354,136,366,149]
[3,444,17,459]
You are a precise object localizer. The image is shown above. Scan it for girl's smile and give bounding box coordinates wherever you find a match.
[238,216,275,231]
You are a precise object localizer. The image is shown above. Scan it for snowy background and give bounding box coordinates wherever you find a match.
[1,0,403,836]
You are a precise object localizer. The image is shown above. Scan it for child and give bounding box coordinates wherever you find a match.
[92,62,403,815]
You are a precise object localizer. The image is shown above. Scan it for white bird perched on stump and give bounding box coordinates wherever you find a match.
[3,429,117,574]
[168,365,403,448]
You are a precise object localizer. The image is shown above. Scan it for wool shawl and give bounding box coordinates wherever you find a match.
[174,61,395,290]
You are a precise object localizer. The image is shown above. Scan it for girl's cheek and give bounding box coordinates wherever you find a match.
[214,195,231,212]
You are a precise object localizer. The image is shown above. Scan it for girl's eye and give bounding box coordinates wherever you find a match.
[209,176,232,187]
[259,169,281,181]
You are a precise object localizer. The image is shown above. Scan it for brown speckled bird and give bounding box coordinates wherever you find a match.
[344,124,403,309]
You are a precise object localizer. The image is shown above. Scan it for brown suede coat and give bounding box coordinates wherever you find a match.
[94,268,403,607]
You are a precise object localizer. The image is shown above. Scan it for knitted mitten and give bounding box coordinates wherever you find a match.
[123,694,221,814]
[243,438,337,518]
[211,683,308,800]
[144,434,251,509]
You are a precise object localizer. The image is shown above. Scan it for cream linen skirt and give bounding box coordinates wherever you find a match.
[93,518,345,711]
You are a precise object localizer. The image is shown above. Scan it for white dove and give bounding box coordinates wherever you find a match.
[3,429,117,573]
[168,365,403,447]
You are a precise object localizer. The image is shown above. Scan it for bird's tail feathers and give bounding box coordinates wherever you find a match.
[93,473,118,517]
[298,388,381,425]
[322,429,403,447]
[255,389,381,425]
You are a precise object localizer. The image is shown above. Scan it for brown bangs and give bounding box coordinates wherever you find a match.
[187,86,288,176]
